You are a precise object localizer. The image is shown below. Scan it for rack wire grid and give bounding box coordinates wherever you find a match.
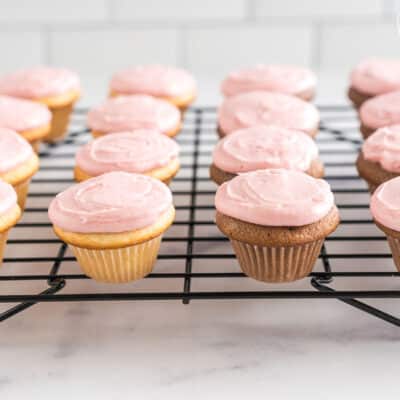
[0,105,399,327]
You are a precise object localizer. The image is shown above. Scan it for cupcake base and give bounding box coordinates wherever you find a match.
[14,178,31,210]
[45,102,75,143]
[348,86,372,108]
[70,236,162,283]
[0,231,9,267]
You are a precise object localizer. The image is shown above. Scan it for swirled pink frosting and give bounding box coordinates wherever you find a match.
[48,171,173,233]
[0,95,51,132]
[0,67,80,99]
[218,91,319,135]
[221,64,317,98]
[76,130,179,175]
[215,169,334,226]
[0,128,33,173]
[350,58,400,96]
[213,125,318,173]
[360,91,400,130]
[362,125,400,173]
[87,95,180,135]
[371,176,400,231]
[110,65,196,98]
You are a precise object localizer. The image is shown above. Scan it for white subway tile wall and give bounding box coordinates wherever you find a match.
[0,0,399,79]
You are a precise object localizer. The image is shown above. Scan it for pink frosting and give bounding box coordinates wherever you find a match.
[48,171,173,233]
[0,95,51,132]
[110,65,196,98]
[350,58,400,96]
[371,176,400,231]
[0,180,18,215]
[221,64,317,97]
[215,169,334,226]
[362,125,400,173]
[0,67,80,99]
[76,130,179,176]
[0,128,33,173]
[87,95,180,135]
[360,91,400,130]
[218,91,319,135]
[213,125,318,173]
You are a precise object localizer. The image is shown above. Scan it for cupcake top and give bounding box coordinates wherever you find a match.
[0,128,34,173]
[110,65,196,98]
[215,169,334,226]
[371,176,400,231]
[0,95,51,132]
[362,125,400,173]
[0,67,80,99]
[218,91,319,136]
[0,180,18,215]
[350,58,400,96]
[213,125,318,174]
[221,64,317,98]
[87,95,180,135]
[360,91,400,130]
[76,130,179,176]
[48,171,173,233]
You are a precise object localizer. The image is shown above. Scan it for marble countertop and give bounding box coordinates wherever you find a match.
[1,75,400,399]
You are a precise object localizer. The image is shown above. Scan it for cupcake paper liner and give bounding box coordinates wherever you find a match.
[13,178,31,210]
[45,102,74,143]
[230,238,324,283]
[385,235,400,272]
[69,235,162,283]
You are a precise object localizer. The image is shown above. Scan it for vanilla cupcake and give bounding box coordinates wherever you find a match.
[215,169,339,283]
[210,125,323,185]
[110,65,197,110]
[0,181,21,266]
[221,64,317,100]
[87,95,181,138]
[0,128,39,209]
[0,67,80,142]
[218,91,319,137]
[75,130,180,184]
[48,172,175,283]
[0,95,51,151]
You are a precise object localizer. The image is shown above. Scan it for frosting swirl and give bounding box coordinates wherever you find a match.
[350,58,400,96]
[0,180,17,215]
[110,65,196,98]
[218,91,319,135]
[362,125,400,172]
[213,125,318,173]
[0,67,80,99]
[215,169,334,226]
[0,128,33,173]
[76,130,179,175]
[360,91,400,130]
[87,95,180,135]
[371,176,400,231]
[221,64,317,98]
[0,95,51,132]
[48,171,173,233]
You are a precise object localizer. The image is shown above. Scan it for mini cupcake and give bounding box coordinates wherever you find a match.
[356,125,400,193]
[110,65,196,110]
[215,169,340,283]
[218,91,319,138]
[348,58,400,108]
[0,128,39,209]
[371,176,400,272]
[0,67,80,142]
[75,130,180,184]
[0,181,21,266]
[210,125,323,185]
[87,95,181,138]
[359,91,400,139]
[48,171,175,283]
[221,64,317,100]
[0,95,51,151]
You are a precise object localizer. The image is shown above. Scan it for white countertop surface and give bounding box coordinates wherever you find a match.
[1,75,400,399]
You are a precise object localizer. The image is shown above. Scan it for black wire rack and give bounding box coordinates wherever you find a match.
[0,105,399,327]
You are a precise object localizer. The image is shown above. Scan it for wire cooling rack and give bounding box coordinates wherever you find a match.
[0,105,399,327]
